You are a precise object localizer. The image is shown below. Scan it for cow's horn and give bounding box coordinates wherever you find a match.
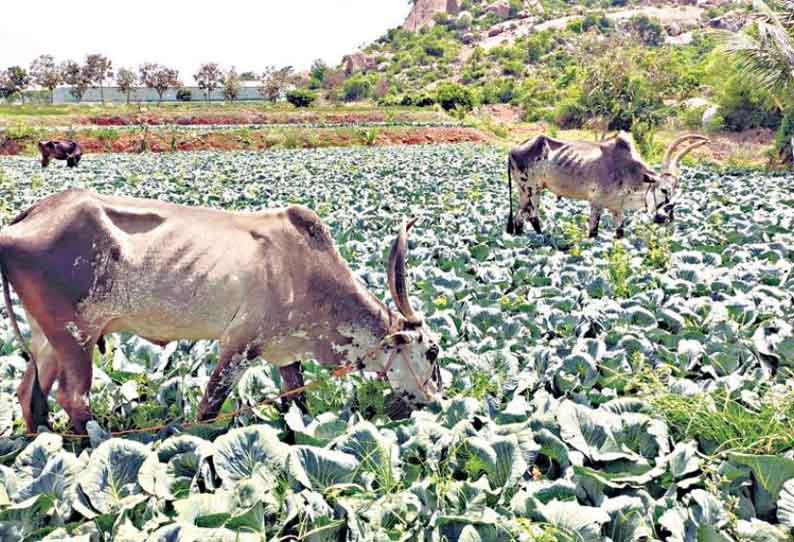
[387,217,422,325]
[669,138,710,180]
[663,134,709,173]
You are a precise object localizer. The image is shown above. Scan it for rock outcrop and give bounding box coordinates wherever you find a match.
[403,0,459,31]
[342,52,377,75]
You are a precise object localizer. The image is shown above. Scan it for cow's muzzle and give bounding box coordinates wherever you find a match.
[654,203,675,224]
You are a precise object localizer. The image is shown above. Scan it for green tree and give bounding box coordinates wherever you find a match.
[223,67,242,102]
[194,62,224,102]
[139,63,181,104]
[717,0,794,164]
[259,66,294,103]
[85,54,113,103]
[309,59,327,89]
[1,66,30,103]
[61,60,92,103]
[116,67,137,104]
[29,54,62,104]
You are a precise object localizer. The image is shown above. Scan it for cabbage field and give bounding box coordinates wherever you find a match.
[0,145,793,541]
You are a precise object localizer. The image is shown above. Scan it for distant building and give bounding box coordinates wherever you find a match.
[52,81,265,104]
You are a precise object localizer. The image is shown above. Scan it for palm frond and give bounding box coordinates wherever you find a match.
[714,0,794,97]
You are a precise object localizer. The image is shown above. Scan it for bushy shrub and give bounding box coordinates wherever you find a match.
[423,40,445,58]
[286,89,317,108]
[436,82,476,111]
[679,104,709,129]
[342,75,371,102]
[575,52,663,130]
[627,15,664,47]
[378,94,402,107]
[457,11,473,29]
[481,78,518,105]
[716,75,781,131]
[554,96,589,128]
[176,88,192,102]
[509,0,524,17]
[567,13,612,34]
[401,93,436,107]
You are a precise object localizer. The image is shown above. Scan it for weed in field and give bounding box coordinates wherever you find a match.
[356,127,380,146]
[94,127,120,152]
[638,223,672,270]
[606,240,633,297]
[558,214,588,255]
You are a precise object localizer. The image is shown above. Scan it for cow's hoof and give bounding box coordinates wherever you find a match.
[588,229,599,239]
[530,218,542,235]
[615,228,625,239]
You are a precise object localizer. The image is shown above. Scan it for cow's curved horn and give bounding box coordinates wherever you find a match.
[668,138,710,180]
[387,217,422,325]
[662,135,709,173]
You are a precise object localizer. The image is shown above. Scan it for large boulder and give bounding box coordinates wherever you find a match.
[709,10,748,32]
[487,0,511,19]
[702,105,721,129]
[343,53,377,76]
[403,0,460,31]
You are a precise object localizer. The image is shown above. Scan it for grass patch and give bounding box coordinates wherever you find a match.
[627,363,794,456]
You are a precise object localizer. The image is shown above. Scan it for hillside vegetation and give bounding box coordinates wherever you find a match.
[324,0,790,163]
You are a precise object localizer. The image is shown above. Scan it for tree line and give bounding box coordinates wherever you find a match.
[0,55,314,105]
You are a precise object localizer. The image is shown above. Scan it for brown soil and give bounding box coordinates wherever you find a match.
[0,127,486,156]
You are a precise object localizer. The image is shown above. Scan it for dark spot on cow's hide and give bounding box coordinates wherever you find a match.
[287,205,333,251]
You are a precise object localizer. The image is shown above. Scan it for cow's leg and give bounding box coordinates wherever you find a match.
[588,204,604,238]
[528,187,543,234]
[197,316,261,421]
[17,314,61,432]
[66,157,76,168]
[611,209,626,239]
[40,155,50,168]
[517,183,542,235]
[197,343,258,422]
[278,362,308,413]
[54,335,97,435]
[13,291,98,434]
[513,181,528,236]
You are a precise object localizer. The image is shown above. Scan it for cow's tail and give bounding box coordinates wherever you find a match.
[506,156,516,234]
[0,247,46,420]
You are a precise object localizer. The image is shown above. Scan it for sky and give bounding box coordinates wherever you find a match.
[0,1,410,83]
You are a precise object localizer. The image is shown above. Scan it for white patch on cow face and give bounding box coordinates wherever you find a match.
[334,323,442,406]
[382,327,442,406]
[645,176,677,223]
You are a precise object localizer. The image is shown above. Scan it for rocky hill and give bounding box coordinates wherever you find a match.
[336,0,757,132]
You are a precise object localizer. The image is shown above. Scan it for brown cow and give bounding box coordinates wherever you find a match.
[38,140,82,168]
[0,188,442,434]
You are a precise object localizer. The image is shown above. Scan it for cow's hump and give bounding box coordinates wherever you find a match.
[287,205,333,251]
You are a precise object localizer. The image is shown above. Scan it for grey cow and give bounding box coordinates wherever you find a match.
[506,132,709,238]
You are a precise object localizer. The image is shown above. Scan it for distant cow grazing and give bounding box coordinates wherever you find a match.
[38,140,82,168]
[0,188,442,434]
[506,133,709,238]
